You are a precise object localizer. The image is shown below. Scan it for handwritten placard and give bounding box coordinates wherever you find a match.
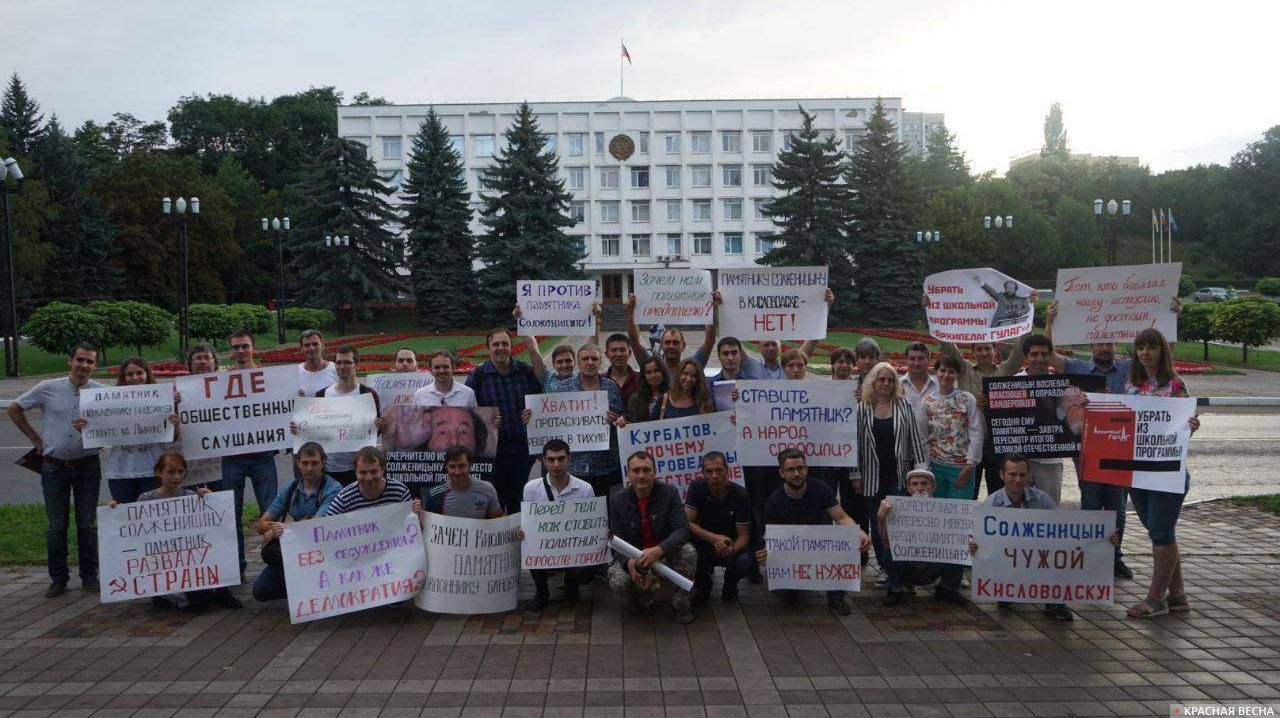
[97,490,239,603]
[763,524,861,592]
[1053,263,1181,344]
[971,506,1115,605]
[524,391,610,455]
[417,513,521,614]
[366,373,434,411]
[616,411,742,498]
[520,497,610,569]
[735,381,857,467]
[517,280,598,334]
[292,394,378,454]
[925,268,1035,343]
[80,384,175,449]
[633,269,714,325]
[176,365,297,459]
[718,266,828,340]
[885,495,976,566]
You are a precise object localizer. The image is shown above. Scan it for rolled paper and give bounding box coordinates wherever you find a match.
[607,535,695,592]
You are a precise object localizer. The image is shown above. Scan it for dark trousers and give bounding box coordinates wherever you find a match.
[221,454,279,571]
[41,458,101,583]
[531,567,593,596]
[745,466,782,552]
[252,564,288,602]
[865,487,892,570]
[1079,478,1127,560]
[493,454,536,514]
[884,556,964,593]
[693,540,754,595]
[107,476,160,504]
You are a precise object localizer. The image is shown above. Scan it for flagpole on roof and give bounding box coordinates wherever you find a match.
[620,39,624,97]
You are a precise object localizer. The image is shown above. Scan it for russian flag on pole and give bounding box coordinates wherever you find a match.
[1168,209,1179,233]
[622,41,632,64]
[1079,393,1196,494]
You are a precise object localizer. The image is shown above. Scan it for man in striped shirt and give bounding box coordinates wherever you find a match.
[321,446,422,517]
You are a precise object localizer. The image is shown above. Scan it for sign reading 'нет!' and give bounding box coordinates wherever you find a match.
[717,266,828,340]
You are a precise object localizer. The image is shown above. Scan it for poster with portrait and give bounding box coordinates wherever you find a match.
[924,268,1036,344]
[381,406,500,486]
[984,374,1107,458]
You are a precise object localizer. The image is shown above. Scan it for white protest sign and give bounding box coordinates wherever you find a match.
[633,268,714,325]
[971,506,1115,605]
[517,279,598,334]
[292,393,378,454]
[735,381,857,467]
[97,490,239,603]
[182,457,223,488]
[281,502,426,623]
[524,390,610,455]
[616,411,742,498]
[1053,262,1181,344]
[176,365,297,459]
[1080,393,1196,494]
[712,380,735,413]
[366,372,434,411]
[763,524,861,592]
[418,513,521,614]
[717,266,828,340]
[925,268,1035,344]
[520,497,610,569]
[79,383,175,449]
[885,496,976,567]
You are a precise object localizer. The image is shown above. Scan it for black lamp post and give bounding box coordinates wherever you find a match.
[915,229,940,276]
[162,196,200,354]
[1,157,24,377]
[1094,198,1131,265]
[262,216,290,344]
[983,214,1013,271]
[325,234,350,333]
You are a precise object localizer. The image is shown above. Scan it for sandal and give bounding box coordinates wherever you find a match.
[1166,594,1191,612]
[1126,596,1169,618]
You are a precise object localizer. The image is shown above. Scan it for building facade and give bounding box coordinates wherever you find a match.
[337,97,941,304]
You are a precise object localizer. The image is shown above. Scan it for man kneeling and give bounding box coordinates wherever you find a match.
[608,451,697,624]
[685,451,752,605]
[877,468,968,608]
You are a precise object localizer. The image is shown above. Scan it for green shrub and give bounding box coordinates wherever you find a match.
[227,303,272,334]
[1210,298,1280,364]
[1254,277,1280,298]
[284,307,336,330]
[21,302,107,356]
[187,304,236,344]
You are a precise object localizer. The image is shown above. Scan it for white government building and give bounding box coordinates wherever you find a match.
[337,97,942,308]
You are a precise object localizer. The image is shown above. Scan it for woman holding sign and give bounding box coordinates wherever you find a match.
[652,359,714,420]
[1123,328,1200,618]
[922,356,984,500]
[74,358,180,504]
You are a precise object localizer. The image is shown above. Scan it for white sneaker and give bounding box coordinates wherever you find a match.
[874,574,888,590]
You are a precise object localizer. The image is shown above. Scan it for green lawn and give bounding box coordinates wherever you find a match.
[0,503,262,567]
[1172,341,1280,371]
[1231,494,1280,514]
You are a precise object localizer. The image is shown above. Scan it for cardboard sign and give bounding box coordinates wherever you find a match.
[1080,393,1196,494]
[712,380,736,413]
[925,268,1035,343]
[292,394,378,454]
[517,279,598,334]
[763,524,861,592]
[97,490,239,603]
[366,373,434,411]
[1053,263,1181,344]
[735,381,857,467]
[176,366,297,459]
[79,383,175,449]
[616,411,742,498]
[281,502,427,623]
[717,266,828,340]
[524,391,610,455]
[885,495,976,567]
[382,406,499,486]
[417,513,521,614]
[984,375,1107,458]
[971,506,1115,605]
[520,497,610,569]
[633,268,714,325]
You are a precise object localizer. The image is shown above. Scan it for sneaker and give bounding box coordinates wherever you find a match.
[1114,560,1134,579]
[674,607,695,624]
[213,591,243,610]
[527,591,550,612]
[563,584,581,603]
[960,577,971,589]
[721,583,739,602]
[690,587,709,608]
[828,595,852,616]
[934,587,969,607]
[1043,603,1075,621]
[997,601,1014,610]
[781,590,801,606]
[882,591,905,607]
[82,577,99,592]
[45,579,68,598]
[151,596,177,610]
[874,575,888,590]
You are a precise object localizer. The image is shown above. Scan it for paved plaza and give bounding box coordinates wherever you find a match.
[1,500,1278,718]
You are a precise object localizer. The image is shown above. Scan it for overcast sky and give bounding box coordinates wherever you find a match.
[4,0,1275,174]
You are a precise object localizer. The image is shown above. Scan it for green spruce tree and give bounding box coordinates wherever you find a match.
[28,116,121,300]
[287,137,403,325]
[475,103,580,325]
[848,99,920,326]
[402,109,475,330]
[918,124,971,196]
[759,107,857,323]
[1,73,44,155]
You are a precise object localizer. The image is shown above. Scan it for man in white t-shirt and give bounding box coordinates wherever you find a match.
[412,350,477,407]
[298,329,338,397]
[520,439,597,610]
[311,346,382,485]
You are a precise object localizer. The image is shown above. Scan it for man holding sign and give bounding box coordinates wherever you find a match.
[521,439,598,610]
[307,346,382,485]
[876,468,969,608]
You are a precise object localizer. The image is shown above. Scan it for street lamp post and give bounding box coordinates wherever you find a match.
[915,229,940,276]
[162,196,200,354]
[983,214,1014,271]
[1094,198,1131,265]
[262,216,291,345]
[325,234,350,333]
[1,157,24,377]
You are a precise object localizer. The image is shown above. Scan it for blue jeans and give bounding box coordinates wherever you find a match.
[693,540,755,596]
[108,476,160,504]
[41,458,102,582]
[1079,479,1127,560]
[220,454,279,571]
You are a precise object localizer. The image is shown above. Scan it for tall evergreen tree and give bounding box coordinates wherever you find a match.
[1,73,44,155]
[286,137,403,324]
[848,99,919,326]
[210,156,271,302]
[1041,102,1069,159]
[759,107,857,323]
[401,109,475,329]
[475,103,580,325]
[28,117,121,300]
[919,124,971,194]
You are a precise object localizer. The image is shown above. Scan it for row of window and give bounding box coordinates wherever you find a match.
[563,164,771,191]
[568,198,772,224]
[371,128,868,161]
[589,232,781,258]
